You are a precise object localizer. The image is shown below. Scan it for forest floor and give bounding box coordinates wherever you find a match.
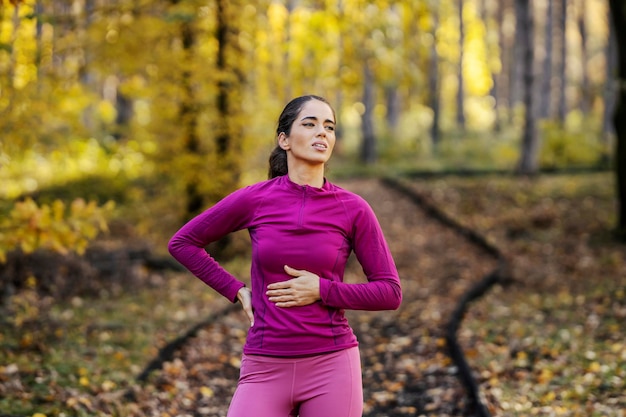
[1,173,625,416]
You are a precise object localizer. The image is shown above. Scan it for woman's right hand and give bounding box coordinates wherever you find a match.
[237,287,254,327]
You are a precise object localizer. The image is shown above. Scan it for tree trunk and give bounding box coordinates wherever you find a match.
[163,0,243,221]
[456,0,466,130]
[334,90,344,141]
[2,2,20,120]
[516,0,539,174]
[360,63,377,165]
[556,0,568,124]
[215,0,228,156]
[501,0,517,128]
[334,0,345,141]
[114,90,133,140]
[214,0,243,192]
[282,0,296,101]
[608,0,626,238]
[79,0,96,131]
[510,0,526,116]
[35,0,43,78]
[489,0,503,132]
[602,8,617,145]
[385,85,400,137]
[178,6,202,218]
[428,5,441,149]
[578,0,590,114]
[539,0,554,119]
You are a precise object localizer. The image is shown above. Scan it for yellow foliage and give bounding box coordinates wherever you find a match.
[0,198,114,263]
[537,368,554,384]
[540,390,556,403]
[200,386,214,398]
[587,361,601,373]
[97,100,118,124]
[25,275,37,289]
[101,380,117,392]
[10,2,37,89]
[268,2,288,37]
[540,120,604,168]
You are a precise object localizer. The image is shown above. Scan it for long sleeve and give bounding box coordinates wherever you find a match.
[318,198,402,311]
[167,187,257,302]
[169,176,400,357]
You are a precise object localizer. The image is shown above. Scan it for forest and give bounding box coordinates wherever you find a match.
[1,0,625,416]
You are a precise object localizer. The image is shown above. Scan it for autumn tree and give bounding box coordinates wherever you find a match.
[556,0,568,124]
[538,0,554,120]
[602,7,617,145]
[2,0,617,217]
[608,0,626,238]
[456,0,466,130]
[428,1,441,148]
[516,0,539,174]
[577,0,590,115]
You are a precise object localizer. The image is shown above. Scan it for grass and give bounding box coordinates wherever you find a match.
[0,257,251,416]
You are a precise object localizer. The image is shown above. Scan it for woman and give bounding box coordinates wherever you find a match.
[168,95,402,417]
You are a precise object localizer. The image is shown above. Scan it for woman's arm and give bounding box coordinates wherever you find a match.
[266,198,402,311]
[321,199,401,310]
[168,188,255,302]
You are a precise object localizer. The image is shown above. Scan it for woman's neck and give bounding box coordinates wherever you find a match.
[287,164,325,188]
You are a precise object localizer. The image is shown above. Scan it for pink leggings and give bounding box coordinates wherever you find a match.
[226,347,363,417]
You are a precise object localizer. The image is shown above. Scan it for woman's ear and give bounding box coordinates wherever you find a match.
[278,132,290,150]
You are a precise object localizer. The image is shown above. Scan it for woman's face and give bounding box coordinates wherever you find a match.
[278,99,336,167]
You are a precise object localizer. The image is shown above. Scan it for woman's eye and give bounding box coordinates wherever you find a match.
[304,123,314,127]
[325,125,335,131]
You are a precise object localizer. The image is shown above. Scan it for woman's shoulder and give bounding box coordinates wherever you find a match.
[217,178,280,207]
[327,181,370,208]
[235,176,283,193]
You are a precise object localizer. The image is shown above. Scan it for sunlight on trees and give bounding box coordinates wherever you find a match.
[0,0,616,235]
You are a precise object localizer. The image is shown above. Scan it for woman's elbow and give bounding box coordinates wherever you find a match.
[376,282,402,310]
[388,293,402,310]
[388,283,402,310]
[167,236,184,259]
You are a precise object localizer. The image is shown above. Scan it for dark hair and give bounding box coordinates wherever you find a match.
[268,95,335,179]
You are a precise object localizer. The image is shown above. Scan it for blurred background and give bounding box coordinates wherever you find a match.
[1,1,624,416]
[0,0,615,229]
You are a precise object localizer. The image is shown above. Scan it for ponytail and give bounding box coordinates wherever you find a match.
[268,145,288,179]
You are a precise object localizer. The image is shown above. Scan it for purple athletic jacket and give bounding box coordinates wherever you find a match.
[168,175,402,357]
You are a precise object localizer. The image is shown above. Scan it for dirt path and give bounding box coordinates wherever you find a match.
[341,179,497,416]
[131,179,498,417]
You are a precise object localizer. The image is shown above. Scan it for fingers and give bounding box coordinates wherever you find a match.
[266,283,299,305]
[266,266,299,291]
[266,265,305,291]
[265,266,321,308]
[266,287,293,303]
[273,300,298,308]
[283,264,302,277]
[268,294,299,308]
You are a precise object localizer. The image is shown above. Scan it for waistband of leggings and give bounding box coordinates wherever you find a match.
[242,346,358,364]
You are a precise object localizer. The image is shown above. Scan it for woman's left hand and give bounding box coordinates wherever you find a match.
[266,265,321,307]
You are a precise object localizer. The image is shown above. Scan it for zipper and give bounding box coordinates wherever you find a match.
[297,185,307,228]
